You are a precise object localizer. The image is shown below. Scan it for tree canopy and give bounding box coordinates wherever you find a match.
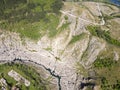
[0,0,63,40]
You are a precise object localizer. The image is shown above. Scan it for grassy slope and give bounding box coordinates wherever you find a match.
[86,25,120,47]
[69,33,87,44]
[86,4,120,88]
[0,63,48,90]
[93,57,120,90]
[0,0,63,40]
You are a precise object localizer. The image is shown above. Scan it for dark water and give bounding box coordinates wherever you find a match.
[110,0,120,6]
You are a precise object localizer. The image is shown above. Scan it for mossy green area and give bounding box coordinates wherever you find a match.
[93,57,120,90]
[69,33,87,44]
[87,25,120,47]
[101,13,120,22]
[75,62,88,76]
[94,58,117,68]
[0,63,49,90]
[0,0,63,40]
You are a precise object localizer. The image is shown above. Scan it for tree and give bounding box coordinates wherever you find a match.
[51,0,63,14]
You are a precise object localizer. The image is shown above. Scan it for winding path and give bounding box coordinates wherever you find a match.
[60,3,105,26]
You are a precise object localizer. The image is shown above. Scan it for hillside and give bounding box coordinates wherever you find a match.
[0,1,120,90]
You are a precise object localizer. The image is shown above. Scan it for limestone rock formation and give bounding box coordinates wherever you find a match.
[0,1,120,90]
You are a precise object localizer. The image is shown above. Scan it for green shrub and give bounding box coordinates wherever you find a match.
[94,58,117,68]
[64,15,68,20]
[0,0,63,40]
[69,33,86,44]
[0,63,47,90]
[87,25,120,47]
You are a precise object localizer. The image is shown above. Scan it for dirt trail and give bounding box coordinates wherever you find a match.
[60,3,105,25]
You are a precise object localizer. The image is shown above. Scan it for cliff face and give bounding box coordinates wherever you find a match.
[0,2,120,90]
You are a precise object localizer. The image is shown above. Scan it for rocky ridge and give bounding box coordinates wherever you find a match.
[0,2,120,90]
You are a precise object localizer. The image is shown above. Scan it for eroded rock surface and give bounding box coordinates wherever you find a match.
[0,1,120,90]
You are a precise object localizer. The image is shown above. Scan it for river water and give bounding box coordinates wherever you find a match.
[110,0,120,6]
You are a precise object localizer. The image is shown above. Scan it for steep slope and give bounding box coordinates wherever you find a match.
[0,1,120,90]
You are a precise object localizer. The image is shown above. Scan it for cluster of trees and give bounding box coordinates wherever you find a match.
[100,77,120,90]
[69,33,86,44]
[0,0,26,15]
[93,58,120,90]
[94,57,120,90]
[0,0,63,23]
[87,25,120,47]
[0,63,47,90]
[0,0,63,40]
[94,58,117,68]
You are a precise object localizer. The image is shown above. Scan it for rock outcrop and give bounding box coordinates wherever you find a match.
[0,1,120,90]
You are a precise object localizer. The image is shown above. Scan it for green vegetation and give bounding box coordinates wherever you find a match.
[57,22,70,34]
[82,0,109,3]
[0,63,49,90]
[111,13,120,18]
[64,15,68,20]
[44,47,52,51]
[0,0,63,40]
[46,14,60,37]
[94,58,117,68]
[60,22,70,30]
[102,14,114,21]
[100,77,120,90]
[93,57,120,90]
[113,14,120,18]
[69,33,86,44]
[87,25,120,47]
[100,13,120,22]
[75,62,88,76]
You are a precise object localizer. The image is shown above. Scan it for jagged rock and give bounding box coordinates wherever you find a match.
[0,1,120,90]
